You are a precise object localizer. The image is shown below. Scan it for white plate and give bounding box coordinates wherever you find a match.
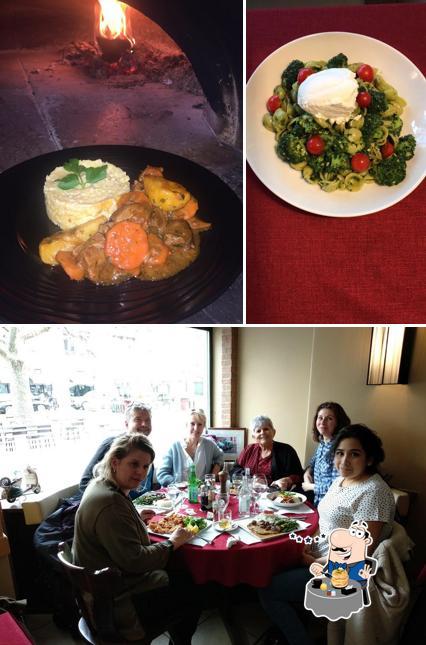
[213,521,239,533]
[176,481,188,488]
[247,32,426,217]
[148,517,211,538]
[273,492,307,509]
[237,516,310,541]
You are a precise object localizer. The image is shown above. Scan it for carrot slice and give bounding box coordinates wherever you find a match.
[172,196,199,220]
[145,233,170,267]
[117,191,150,207]
[56,251,85,281]
[105,221,149,271]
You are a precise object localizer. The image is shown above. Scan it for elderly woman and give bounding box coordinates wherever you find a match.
[80,401,158,498]
[302,401,351,505]
[72,433,200,644]
[258,424,396,645]
[231,415,303,489]
[157,409,224,486]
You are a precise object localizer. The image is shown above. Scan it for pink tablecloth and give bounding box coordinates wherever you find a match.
[150,496,319,587]
[247,3,426,323]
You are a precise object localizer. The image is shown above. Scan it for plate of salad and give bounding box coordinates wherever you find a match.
[247,32,426,217]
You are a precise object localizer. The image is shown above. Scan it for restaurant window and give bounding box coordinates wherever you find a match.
[0,325,210,489]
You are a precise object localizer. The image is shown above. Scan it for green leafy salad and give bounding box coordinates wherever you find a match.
[182,517,208,534]
[263,53,416,191]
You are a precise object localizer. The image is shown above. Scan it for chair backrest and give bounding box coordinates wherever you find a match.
[57,542,124,644]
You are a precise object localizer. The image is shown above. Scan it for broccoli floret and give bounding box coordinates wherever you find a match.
[327,153,351,173]
[326,53,348,68]
[395,134,416,161]
[281,59,304,91]
[289,115,320,137]
[322,131,348,155]
[371,155,406,186]
[385,114,403,138]
[311,152,350,179]
[368,88,388,114]
[362,113,384,147]
[277,132,307,164]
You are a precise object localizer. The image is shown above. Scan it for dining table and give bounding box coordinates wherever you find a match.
[246,2,426,323]
[148,493,319,587]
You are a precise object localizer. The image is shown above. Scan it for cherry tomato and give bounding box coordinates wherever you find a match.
[380,141,395,159]
[306,135,325,156]
[297,67,315,84]
[356,64,374,83]
[266,95,282,113]
[351,152,370,173]
[356,91,372,108]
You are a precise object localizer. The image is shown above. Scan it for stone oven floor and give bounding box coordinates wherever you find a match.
[0,48,242,323]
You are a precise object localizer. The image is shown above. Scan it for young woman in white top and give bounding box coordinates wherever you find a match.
[259,424,395,645]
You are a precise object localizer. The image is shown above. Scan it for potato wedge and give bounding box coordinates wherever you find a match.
[39,215,107,265]
[143,175,191,211]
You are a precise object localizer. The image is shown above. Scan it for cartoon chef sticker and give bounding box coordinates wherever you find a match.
[304,520,377,621]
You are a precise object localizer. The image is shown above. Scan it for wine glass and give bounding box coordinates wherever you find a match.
[252,474,268,514]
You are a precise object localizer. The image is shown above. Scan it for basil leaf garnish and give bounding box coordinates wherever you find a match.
[56,160,108,190]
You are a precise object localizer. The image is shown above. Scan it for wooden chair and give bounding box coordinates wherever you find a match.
[57,542,149,645]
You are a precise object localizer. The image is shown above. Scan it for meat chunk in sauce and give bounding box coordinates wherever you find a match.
[163,220,194,249]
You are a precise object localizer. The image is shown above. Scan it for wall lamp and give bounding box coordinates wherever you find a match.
[367,327,415,385]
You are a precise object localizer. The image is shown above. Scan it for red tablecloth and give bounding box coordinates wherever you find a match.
[247,3,426,323]
[0,612,34,645]
[150,496,319,587]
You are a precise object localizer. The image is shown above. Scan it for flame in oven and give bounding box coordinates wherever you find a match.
[97,0,135,47]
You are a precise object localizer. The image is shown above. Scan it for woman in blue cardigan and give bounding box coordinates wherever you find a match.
[157,409,224,486]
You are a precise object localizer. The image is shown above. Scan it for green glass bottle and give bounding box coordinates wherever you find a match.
[188,464,199,504]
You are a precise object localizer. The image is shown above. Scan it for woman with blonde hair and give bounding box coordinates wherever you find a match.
[157,409,224,486]
[72,432,200,644]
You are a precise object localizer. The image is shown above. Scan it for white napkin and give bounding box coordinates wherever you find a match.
[235,528,262,544]
[188,526,217,547]
[189,537,210,547]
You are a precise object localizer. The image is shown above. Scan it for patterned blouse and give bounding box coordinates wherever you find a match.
[309,439,338,506]
[312,473,395,558]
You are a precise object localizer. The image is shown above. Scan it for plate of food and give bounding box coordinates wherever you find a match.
[238,513,308,541]
[247,32,426,216]
[270,491,307,509]
[147,513,210,537]
[133,492,175,512]
[0,145,242,322]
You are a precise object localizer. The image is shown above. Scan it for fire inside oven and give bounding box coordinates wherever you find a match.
[0,0,242,170]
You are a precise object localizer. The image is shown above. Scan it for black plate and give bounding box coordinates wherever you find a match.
[0,145,242,323]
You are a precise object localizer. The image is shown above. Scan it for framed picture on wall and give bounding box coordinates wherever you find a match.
[205,427,247,461]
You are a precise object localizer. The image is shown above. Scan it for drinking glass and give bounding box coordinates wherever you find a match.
[167,484,180,507]
[252,474,268,514]
[217,509,233,530]
[231,473,243,495]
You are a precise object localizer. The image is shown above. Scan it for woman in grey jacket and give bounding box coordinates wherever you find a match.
[157,409,224,486]
[72,433,200,644]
